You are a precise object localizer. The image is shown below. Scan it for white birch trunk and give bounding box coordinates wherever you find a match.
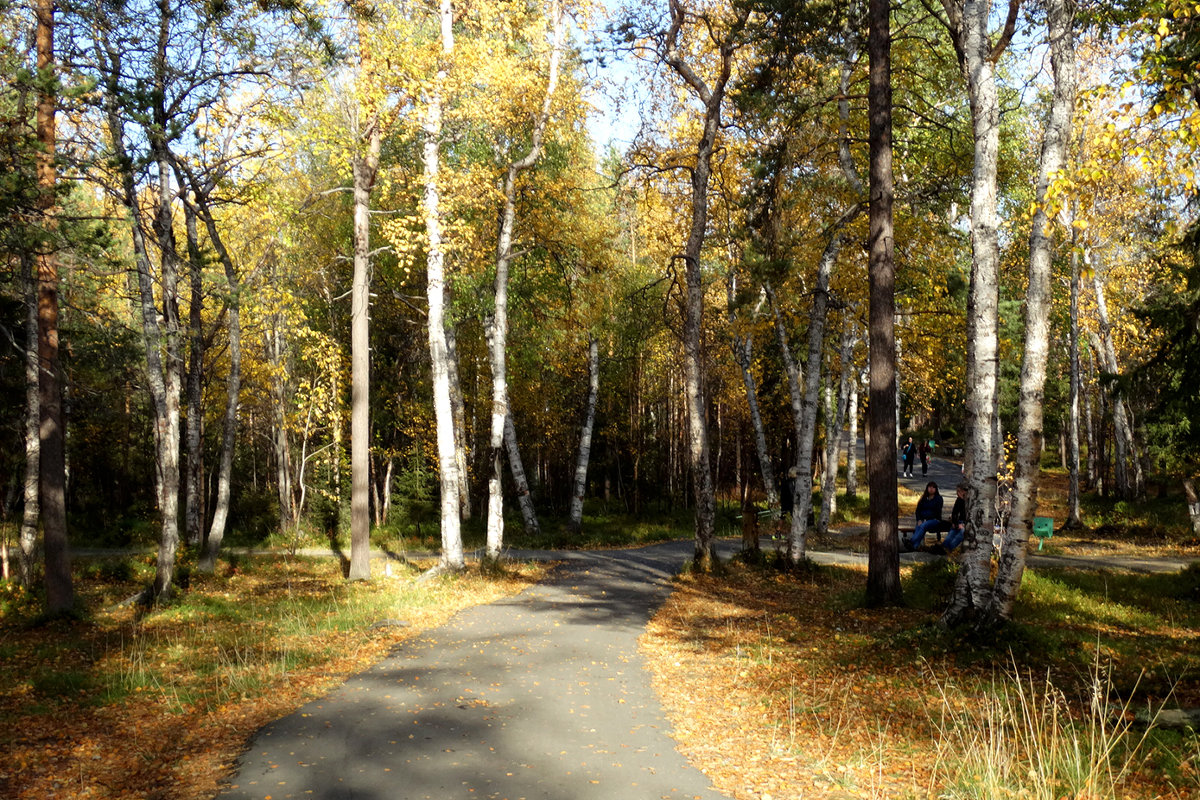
[503,412,540,536]
[819,322,855,534]
[445,317,471,519]
[188,192,244,574]
[991,0,1075,622]
[484,0,563,558]
[846,365,862,498]
[1185,479,1200,537]
[939,0,1013,626]
[727,273,779,515]
[19,253,40,586]
[1066,232,1083,526]
[568,336,600,534]
[424,0,464,570]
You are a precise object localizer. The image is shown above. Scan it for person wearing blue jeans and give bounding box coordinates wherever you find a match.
[941,483,968,551]
[907,482,944,550]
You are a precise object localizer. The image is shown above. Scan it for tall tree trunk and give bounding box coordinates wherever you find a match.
[19,253,41,587]
[268,320,294,527]
[727,272,779,515]
[424,0,464,571]
[569,336,601,534]
[348,121,382,581]
[662,0,746,570]
[503,412,540,536]
[33,0,72,612]
[846,365,861,499]
[1089,256,1141,500]
[183,202,205,549]
[792,217,857,560]
[187,193,244,574]
[866,0,901,606]
[1066,229,1083,527]
[445,316,471,519]
[938,0,1017,626]
[485,0,563,558]
[991,0,1075,622]
[819,322,855,535]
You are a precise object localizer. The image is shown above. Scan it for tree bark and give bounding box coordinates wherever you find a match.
[186,191,244,574]
[183,202,205,549]
[484,0,563,558]
[1089,254,1142,500]
[503,412,540,536]
[662,0,746,570]
[348,120,382,581]
[1185,478,1200,538]
[1066,230,1083,527]
[568,336,601,534]
[991,0,1075,622]
[938,0,1014,625]
[866,0,901,607]
[445,316,471,519]
[727,272,779,516]
[19,253,40,587]
[33,0,73,613]
[423,0,464,571]
[819,322,855,534]
[846,365,862,498]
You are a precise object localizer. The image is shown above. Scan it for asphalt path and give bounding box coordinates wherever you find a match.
[217,541,735,800]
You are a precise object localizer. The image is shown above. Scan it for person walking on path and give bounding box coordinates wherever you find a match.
[902,437,916,477]
[919,439,931,476]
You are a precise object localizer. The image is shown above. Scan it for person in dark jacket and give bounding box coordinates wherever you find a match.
[942,482,968,551]
[907,481,944,550]
[901,437,916,477]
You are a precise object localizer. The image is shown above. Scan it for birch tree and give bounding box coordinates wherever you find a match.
[991,0,1076,623]
[938,0,1020,625]
[482,0,563,557]
[568,335,600,534]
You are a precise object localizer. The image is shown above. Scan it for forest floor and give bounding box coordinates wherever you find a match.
[0,557,549,800]
[2,464,1198,800]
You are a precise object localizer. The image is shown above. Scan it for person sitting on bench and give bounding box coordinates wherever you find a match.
[942,483,968,551]
[907,481,943,550]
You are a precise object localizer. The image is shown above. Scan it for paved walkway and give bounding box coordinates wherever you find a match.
[218,541,730,800]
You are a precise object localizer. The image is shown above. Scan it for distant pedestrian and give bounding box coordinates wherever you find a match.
[918,439,930,476]
[902,437,915,477]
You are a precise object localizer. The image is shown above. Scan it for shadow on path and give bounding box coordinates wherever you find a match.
[218,540,728,800]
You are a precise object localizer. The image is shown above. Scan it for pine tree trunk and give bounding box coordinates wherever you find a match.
[348,122,381,581]
[938,0,1014,625]
[35,0,72,610]
[484,0,563,558]
[866,0,901,606]
[569,336,600,534]
[19,253,41,587]
[991,0,1075,623]
[424,0,464,570]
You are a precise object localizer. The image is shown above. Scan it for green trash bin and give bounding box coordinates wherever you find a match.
[1032,517,1054,550]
